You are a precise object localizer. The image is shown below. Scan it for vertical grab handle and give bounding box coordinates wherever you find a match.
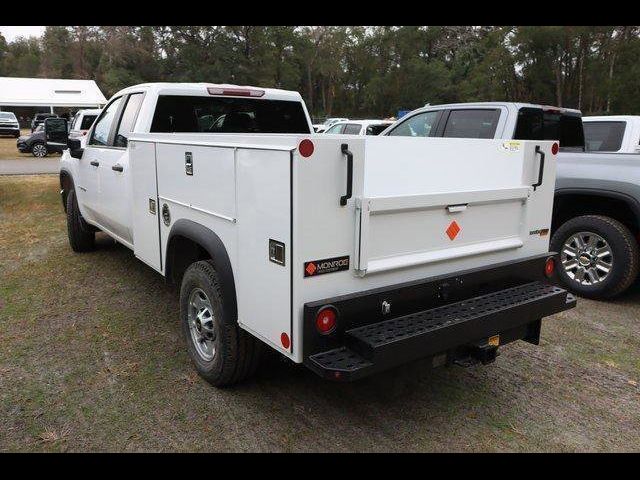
[532,145,545,191]
[340,143,353,206]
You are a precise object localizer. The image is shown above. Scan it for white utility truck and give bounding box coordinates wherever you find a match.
[49,83,576,386]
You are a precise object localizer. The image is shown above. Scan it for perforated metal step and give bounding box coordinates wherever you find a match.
[346,281,572,361]
[305,281,574,381]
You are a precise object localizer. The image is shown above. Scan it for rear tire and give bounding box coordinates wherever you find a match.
[66,189,95,252]
[180,260,263,387]
[32,142,48,157]
[550,215,639,299]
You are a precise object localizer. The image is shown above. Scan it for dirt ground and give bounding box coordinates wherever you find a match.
[0,175,638,452]
[0,130,61,160]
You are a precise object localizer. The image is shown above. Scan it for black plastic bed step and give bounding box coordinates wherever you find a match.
[306,281,575,381]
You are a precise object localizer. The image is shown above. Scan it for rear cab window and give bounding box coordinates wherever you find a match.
[514,107,585,151]
[583,121,626,152]
[150,95,310,134]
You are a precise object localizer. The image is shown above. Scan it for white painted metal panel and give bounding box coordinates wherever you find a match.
[236,148,293,353]
[130,140,162,272]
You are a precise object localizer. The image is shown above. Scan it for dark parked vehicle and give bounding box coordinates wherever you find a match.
[31,113,58,132]
[0,112,20,137]
[17,124,65,157]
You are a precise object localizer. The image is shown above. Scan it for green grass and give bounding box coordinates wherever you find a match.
[0,175,639,452]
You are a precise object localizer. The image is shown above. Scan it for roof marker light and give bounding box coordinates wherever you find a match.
[207,87,265,97]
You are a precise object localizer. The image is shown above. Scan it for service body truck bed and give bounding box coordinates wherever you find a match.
[56,83,575,385]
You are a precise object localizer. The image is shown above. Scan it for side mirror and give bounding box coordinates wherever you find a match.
[67,138,84,159]
[44,117,68,149]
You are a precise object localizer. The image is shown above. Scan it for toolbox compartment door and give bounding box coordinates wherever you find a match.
[354,137,555,275]
[130,140,163,272]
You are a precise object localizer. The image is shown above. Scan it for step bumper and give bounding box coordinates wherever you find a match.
[306,281,576,381]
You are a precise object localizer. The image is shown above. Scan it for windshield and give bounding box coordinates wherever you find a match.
[583,121,626,152]
[0,112,17,121]
[514,107,585,151]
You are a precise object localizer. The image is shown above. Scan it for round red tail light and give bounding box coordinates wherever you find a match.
[315,307,337,335]
[298,139,314,158]
[551,142,559,155]
[544,257,555,277]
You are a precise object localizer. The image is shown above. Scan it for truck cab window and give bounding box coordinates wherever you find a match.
[442,109,500,139]
[343,123,362,135]
[324,124,344,134]
[90,97,123,146]
[514,107,585,151]
[388,111,440,137]
[150,95,310,134]
[583,121,626,152]
[114,93,144,148]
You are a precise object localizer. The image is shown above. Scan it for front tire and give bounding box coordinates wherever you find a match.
[180,260,262,387]
[551,215,639,299]
[66,189,95,252]
[32,142,48,157]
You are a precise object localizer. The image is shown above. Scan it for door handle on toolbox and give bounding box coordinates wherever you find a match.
[90,161,99,167]
[112,164,124,172]
[340,143,353,206]
[532,145,545,191]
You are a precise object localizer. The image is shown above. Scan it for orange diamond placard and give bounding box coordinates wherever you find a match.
[305,262,317,276]
[446,220,461,240]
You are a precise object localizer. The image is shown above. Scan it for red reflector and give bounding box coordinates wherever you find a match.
[545,257,555,277]
[207,87,265,97]
[315,307,337,335]
[280,332,290,349]
[298,139,314,158]
[82,131,87,136]
[551,143,559,155]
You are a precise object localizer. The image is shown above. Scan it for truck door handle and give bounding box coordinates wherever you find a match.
[340,143,353,206]
[112,164,124,172]
[532,145,545,191]
[90,161,99,167]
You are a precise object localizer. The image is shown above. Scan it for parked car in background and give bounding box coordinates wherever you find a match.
[0,111,20,137]
[323,119,394,136]
[582,116,640,153]
[69,109,101,139]
[313,117,349,133]
[17,124,65,157]
[31,113,58,132]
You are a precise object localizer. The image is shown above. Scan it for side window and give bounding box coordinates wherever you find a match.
[388,111,440,137]
[70,113,80,130]
[325,124,345,134]
[114,93,144,148]
[343,123,362,135]
[80,115,97,130]
[89,97,123,146]
[442,109,500,139]
[583,121,626,152]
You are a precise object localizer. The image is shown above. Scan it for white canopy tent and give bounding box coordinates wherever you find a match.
[0,77,107,112]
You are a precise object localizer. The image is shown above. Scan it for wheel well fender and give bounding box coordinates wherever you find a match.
[59,169,74,213]
[553,189,640,235]
[165,219,237,318]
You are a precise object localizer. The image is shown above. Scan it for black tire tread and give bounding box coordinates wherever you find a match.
[66,189,95,252]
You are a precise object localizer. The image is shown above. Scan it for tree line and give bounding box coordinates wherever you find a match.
[1,26,639,119]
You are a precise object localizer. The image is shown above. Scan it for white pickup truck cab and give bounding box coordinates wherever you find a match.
[582,115,640,154]
[50,84,575,386]
[380,102,585,153]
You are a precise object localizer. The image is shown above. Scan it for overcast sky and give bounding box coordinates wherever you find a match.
[0,26,46,42]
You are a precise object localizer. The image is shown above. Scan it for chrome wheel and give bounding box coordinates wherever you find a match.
[187,288,217,361]
[32,143,47,157]
[561,231,613,286]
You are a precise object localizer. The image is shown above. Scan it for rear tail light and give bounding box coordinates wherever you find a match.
[298,139,314,158]
[315,306,337,335]
[544,257,555,277]
[207,87,265,97]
